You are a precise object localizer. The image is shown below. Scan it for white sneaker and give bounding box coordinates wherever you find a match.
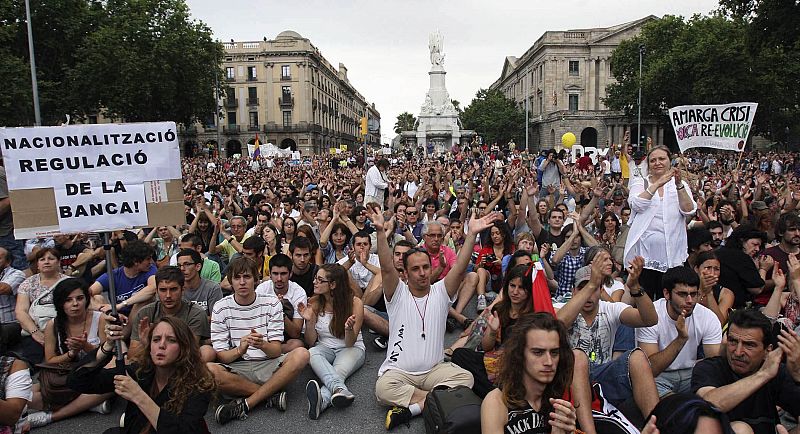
[90,399,113,415]
[27,411,52,428]
[477,294,487,311]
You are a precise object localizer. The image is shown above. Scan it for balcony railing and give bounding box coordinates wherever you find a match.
[247,76,257,82]
[223,125,240,134]
[279,96,294,107]
[225,76,236,82]
[225,98,238,108]
[246,97,259,106]
[281,75,291,81]
[247,125,260,131]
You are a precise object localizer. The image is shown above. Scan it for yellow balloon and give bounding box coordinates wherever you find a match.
[562,132,576,148]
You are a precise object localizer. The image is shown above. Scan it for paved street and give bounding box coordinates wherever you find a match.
[34,304,478,434]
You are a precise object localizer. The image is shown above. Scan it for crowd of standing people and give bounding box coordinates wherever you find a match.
[2,135,800,433]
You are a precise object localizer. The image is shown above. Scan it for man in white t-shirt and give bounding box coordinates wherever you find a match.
[370,205,502,430]
[255,254,308,353]
[557,253,660,419]
[636,266,721,397]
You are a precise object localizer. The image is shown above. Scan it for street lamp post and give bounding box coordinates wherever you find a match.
[637,44,645,151]
[525,69,529,152]
[214,71,221,157]
[24,0,41,126]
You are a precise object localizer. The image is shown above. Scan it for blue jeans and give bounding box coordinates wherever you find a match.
[309,345,365,409]
[589,348,637,407]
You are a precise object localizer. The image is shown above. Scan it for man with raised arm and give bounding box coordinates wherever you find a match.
[369,204,501,430]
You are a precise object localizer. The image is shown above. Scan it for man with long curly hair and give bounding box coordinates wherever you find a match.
[481,312,577,434]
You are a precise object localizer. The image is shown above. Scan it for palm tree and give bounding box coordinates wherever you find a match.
[394,112,417,134]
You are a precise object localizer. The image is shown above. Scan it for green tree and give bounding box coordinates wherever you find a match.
[451,99,462,116]
[605,12,799,142]
[394,111,417,134]
[718,0,800,144]
[0,0,103,126]
[460,89,526,146]
[68,0,224,127]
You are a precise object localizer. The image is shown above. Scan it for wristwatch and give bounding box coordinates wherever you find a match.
[630,289,645,297]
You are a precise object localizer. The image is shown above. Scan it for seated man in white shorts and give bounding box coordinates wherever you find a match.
[209,257,310,425]
[369,205,502,430]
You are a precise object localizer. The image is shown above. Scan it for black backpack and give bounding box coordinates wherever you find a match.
[422,385,482,434]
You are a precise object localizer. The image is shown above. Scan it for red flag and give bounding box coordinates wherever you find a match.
[527,261,555,315]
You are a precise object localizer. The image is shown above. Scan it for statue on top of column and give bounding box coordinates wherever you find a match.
[429,31,445,67]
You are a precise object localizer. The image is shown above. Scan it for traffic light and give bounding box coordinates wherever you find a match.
[360,117,368,137]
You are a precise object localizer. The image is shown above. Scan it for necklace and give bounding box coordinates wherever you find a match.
[412,293,430,340]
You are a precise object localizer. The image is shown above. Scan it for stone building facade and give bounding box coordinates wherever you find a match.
[490,16,665,152]
[183,30,379,157]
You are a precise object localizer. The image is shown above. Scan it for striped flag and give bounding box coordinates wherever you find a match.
[253,134,261,159]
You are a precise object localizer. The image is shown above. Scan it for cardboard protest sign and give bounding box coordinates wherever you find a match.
[669,103,758,153]
[1,122,184,238]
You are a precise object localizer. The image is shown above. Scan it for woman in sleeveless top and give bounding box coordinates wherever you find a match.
[27,278,113,428]
[298,264,365,420]
[481,313,577,434]
[14,248,67,364]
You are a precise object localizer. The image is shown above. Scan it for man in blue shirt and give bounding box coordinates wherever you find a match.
[89,240,157,337]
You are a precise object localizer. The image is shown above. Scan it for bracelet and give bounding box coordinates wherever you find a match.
[100,344,113,355]
[30,328,39,335]
[645,188,654,196]
[676,184,685,190]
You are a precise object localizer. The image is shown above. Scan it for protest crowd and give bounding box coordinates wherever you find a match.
[4,131,800,434]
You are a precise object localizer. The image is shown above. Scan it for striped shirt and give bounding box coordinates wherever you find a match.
[211,293,283,361]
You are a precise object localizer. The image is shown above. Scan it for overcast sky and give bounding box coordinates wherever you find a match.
[186,0,719,142]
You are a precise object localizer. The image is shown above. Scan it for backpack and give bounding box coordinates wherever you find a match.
[422,385,482,434]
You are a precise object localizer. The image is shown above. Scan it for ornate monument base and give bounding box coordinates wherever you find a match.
[401,31,475,155]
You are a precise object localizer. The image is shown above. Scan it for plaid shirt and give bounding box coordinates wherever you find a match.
[0,266,27,323]
[551,247,587,298]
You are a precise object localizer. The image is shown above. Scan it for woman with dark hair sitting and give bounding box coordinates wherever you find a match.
[452,265,536,398]
[716,224,768,309]
[68,316,216,433]
[481,312,578,434]
[299,264,365,420]
[641,392,734,434]
[27,278,113,428]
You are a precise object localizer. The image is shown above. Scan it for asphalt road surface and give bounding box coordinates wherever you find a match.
[34,303,479,434]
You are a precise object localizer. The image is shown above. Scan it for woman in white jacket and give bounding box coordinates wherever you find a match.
[624,146,696,299]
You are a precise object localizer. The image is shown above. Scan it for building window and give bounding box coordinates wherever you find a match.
[249,112,258,129]
[247,87,258,105]
[247,66,257,80]
[281,65,291,80]
[539,64,543,82]
[282,86,291,100]
[227,111,236,125]
[226,67,235,80]
[569,61,579,76]
[569,94,579,112]
[283,111,292,127]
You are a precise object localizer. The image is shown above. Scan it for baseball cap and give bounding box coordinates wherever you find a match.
[751,200,768,211]
[574,265,592,288]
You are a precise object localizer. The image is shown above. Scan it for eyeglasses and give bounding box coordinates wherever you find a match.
[177,262,197,268]
[674,291,700,299]
[407,211,418,215]
[313,277,330,284]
